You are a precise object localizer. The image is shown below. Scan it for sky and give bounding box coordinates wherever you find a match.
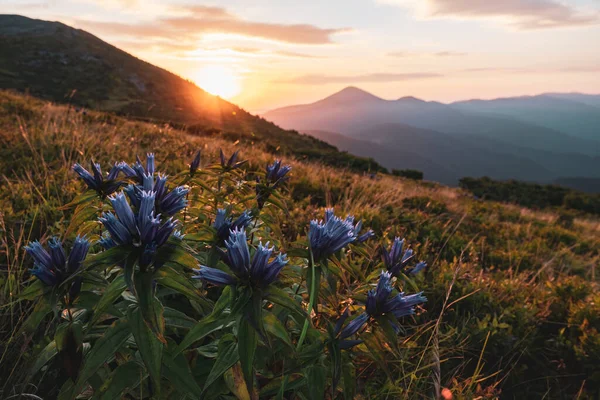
[3,0,600,112]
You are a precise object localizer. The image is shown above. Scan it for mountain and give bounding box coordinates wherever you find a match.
[307,125,553,185]
[0,14,383,172]
[544,93,600,109]
[265,88,600,156]
[451,94,600,142]
[305,129,457,183]
[265,87,600,189]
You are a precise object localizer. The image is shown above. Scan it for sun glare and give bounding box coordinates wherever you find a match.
[194,66,241,99]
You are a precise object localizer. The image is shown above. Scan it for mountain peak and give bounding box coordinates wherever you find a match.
[318,86,384,105]
[396,96,426,103]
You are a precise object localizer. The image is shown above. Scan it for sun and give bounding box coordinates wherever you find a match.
[193,66,241,99]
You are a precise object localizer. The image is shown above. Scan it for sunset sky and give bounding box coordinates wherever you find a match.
[4,0,600,112]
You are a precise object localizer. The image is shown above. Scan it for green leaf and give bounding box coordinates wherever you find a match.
[162,342,203,398]
[89,275,127,328]
[203,335,239,393]
[74,319,131,395]
[237,317,257,393]
[305,365,327,400]
[19,295,52,334]
[95,361,143,400]
[265,286,306,322]
[128,307,163,396]
[134,271,165,342]
[60,190,99,209]
[341,355,356,400]
[175,316,232,355]
[18,279,46,301]
[156,244,199,270]
[155,266,207,306]
[163,307,197,330]
[264,312,293,348]
[84,247,131,271]
[30,340,58,376]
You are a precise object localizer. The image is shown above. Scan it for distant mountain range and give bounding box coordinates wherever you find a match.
[3,14,599,191]
[0,14,382,172]
[265,87,600,190]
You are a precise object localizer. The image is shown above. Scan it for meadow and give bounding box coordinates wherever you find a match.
[1,90,599,399]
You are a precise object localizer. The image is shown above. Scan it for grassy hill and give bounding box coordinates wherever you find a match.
[0,14,383,173]
[1,91,599,398]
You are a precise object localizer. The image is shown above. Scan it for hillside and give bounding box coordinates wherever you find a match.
[452,94,600,142]
[0,14,383,172]
[265,87,600,189]
[2,90,600,399]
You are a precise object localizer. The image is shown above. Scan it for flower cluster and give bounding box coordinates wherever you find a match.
[121,154,189,216]
[219,149,246,170]
[100,191,178,268]
[193,228,288,289]
[309,209,374,261]
[256,160,292,209]
[265,160,291,187]
[383,237,427,276]
[338,271,427,337]
[25,236,90,287]
[213,208,252,242]
[72,160,128,197]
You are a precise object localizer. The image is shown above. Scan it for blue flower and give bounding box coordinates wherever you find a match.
[25,236,90,287]
[122,156,189,217]
[190,150,201,175]
[219,149,246,170]
[309,209,357,261]
[256,160,292,209]
[338,271,427,338]
[213,208,252,242]
[351,220,375,243]
[72,161,124,196]
[367,271,427,331]
[334,308,368,347]
[193,228,288,288]
[265,160,291,187]
[383,237,427,276]
[101,190,178,260]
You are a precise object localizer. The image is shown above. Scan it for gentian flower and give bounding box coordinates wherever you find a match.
[25,236,90,287]
[193,228,288,289]
[213,208,252,242]
[265,160,291,187]
[190,150,201,175]
[219,149,246,170]
[333,308,367,348]
[338,271,427,337]
[309,209,372,261]
[352,220,375,243]
[72,161,125,196]
[256,160,292,209]
[100,190,178,268]
[121,154,189,216]
[383,237,427,276]
[309,209,356,261]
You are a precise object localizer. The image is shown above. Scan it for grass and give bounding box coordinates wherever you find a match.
[1,90,599,398]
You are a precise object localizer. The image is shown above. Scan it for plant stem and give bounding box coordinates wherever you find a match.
[277,250,318,399]
[296,250,317,350]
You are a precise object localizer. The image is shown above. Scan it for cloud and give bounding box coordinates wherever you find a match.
[384,0,599,29]
[388,50,467,57]
[75,5,348,45]
[280,72,442,84]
